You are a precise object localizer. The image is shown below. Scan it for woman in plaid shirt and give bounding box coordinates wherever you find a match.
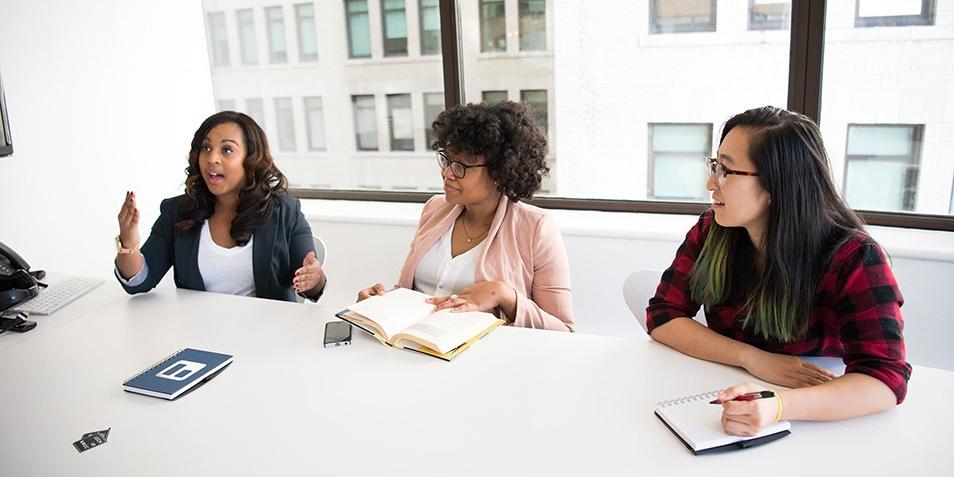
[647,106,911,437]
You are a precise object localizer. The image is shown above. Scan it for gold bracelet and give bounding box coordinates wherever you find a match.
[772,389,783,422]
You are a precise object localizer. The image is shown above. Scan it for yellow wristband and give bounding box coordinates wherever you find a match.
[772,389,783,422]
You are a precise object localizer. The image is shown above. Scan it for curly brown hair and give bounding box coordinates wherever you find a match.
[176,111,288,245]
[431,101,549,201]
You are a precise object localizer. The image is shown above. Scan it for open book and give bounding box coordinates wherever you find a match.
[336,288,503,361]
[654,389,791,455]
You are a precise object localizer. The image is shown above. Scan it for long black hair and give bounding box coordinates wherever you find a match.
[689,106,867,341]
[175,111,288,245]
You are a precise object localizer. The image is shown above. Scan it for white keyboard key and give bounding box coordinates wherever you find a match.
[15,277,104,315]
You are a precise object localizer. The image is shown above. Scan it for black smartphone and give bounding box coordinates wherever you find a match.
[323,321,352,348]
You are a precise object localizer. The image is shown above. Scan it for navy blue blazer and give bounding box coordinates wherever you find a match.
[117,194,322,302]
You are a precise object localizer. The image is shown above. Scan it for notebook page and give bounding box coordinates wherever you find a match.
[347,288,435,339]
[656,390,791,452]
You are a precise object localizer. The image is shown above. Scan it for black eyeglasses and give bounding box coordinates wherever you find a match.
[705,156,758,186]
[437,149,488,179]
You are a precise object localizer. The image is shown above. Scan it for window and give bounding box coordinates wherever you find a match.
[352,95,378,151]
[296,3,318,62]
[650,0,716,34]
[237,9,258,65]
[274,97,297,151]
[844,125,922,212]
[519,0,546,51]
[480,0,506,52]
[387,94,414,151]
[855,0,934,28]
[419,0,441,55]
[245,98,265,130]
[520,90,548,135]
[381,0,408,56]
[648,124,711,200]
[346,0,371,58]
[216,99,236,111]
[482,90,507,104]
[304,97,326,151]
[265,6,288,63]
[206,12,230,67]
[749,0,791,31]
[423,92,444,148]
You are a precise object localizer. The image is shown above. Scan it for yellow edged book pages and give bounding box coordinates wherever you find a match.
[336,288,504,360]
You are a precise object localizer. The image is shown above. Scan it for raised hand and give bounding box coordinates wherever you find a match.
[117,190,140,250]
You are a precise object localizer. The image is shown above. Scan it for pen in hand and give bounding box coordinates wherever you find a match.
[709,390,775,404]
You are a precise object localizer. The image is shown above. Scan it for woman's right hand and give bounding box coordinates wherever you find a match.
[742,349,836,388]
[356,283,387,302]
[117,191,141,251]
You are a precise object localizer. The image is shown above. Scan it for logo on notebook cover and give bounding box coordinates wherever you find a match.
[156,360,207,381]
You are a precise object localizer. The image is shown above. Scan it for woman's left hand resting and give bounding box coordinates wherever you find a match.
[428,281,516,316]
[293,251,325,296]
[716,383,780,437]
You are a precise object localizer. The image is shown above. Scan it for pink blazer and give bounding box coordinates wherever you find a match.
[398,195,574,332]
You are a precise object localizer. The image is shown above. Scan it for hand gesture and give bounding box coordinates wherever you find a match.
[743,350,836,388]
[717,383,780,436]
[357,283,387,302]
[427,281,512,313]
[117,191,140,250]
[293,251,324,294]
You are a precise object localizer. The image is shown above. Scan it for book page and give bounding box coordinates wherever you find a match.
[656,392,790,451]
[346,288,435,339]
[394,309,500,354]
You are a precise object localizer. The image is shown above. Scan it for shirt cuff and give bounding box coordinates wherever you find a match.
[115,261,149,287]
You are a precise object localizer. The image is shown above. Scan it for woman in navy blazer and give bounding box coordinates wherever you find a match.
[114,111,326,302]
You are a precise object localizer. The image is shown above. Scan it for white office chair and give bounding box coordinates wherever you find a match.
[623,269,706,333]
[312,235,327,267]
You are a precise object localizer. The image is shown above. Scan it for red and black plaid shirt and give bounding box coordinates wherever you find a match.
[647,210,911,403]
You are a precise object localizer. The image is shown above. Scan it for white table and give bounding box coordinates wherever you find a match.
[1,288,951,476]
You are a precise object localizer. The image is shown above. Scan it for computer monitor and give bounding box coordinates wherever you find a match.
[0,72,12,157]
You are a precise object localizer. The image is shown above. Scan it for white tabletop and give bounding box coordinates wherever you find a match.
[0,288,951,476]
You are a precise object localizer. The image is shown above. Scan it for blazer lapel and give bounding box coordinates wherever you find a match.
[253,218,278,297]
[179,225,205,291]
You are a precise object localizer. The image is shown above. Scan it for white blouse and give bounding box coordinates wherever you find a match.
[196,221,256,297]
[413,225,483,297]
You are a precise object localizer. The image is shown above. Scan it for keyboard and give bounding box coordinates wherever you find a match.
[15,276,105,315]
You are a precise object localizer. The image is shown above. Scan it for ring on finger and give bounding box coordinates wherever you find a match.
[449,294,458,300]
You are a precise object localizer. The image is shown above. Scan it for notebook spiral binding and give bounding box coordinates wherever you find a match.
[122,348,184,385]
[656,389,723,408]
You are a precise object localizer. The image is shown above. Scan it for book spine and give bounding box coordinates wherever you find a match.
[122,348,185,385]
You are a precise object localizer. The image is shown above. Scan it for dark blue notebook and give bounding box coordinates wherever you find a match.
[123,348,233,400]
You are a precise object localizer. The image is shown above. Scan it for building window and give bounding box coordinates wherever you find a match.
[206,12,230,67]
[855,0,935,28]
[216,99,236,112]
[345,0,372,58]
[274,97,297,151]
[303,97,327,151]
[245,98,265,130]
[387,94,414,151]
[419,0,441,55]
[650,0,717,34]
[236,9,258,65]
[519,0,546,51]
[648,123,711,200]
[480,0,506,52]
[844,124,923,212]
[296,3,319,62]
[520,90,548,135]
[265,6,288,63]
[749,0,790,31]
[352,95,378,151]
[381,0,408,56]
[482,90,508,104]
[423,92,444,148]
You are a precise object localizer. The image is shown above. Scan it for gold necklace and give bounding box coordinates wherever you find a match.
[459,215,490,243]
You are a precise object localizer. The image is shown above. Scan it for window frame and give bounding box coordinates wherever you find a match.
[381,0,409,57]
[649,0,717,34]
[295,3,319,62]
[842,124,924,212]
[285,0,954,232]
[479,0,507,52]
[749,0,791,31]
[419,0,441,55]
[345,0,372,59]
[265,5,288,64]
[854,0,935,28]
[647,123,712,201]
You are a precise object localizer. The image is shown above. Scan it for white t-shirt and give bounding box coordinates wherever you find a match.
[196,221,256,296]
[413,225,483,297]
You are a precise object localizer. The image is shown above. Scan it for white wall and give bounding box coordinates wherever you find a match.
[0,0,214,276]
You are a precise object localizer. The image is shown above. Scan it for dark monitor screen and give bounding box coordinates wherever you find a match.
[0,73,12,157]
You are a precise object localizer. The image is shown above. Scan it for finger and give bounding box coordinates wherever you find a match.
[372,284,386,295]
[450,302,477,313]
[132,208,139,224]
[303,251,317,266]
[722,400,756,417]
[427,296,451,305]
[717,383,759,402]
[802,362,837,379]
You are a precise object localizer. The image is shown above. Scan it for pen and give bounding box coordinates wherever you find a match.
[709,390,775,404]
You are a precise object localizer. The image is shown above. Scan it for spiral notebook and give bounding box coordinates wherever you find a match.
[654,389,791,455]
[123,348,233,400]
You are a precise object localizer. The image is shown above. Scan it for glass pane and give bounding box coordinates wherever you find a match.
[245,98,265,131]
[419,0,441,55]
[296,3,318,62]
[423,92,444,148]
[347,0,371,58]
[353,95,378,151]
[461,1,790,200]
[237,9,258,65]
[820,2,951,215]
[382,0,408,56]
[387,94,414,151]
[750,0,791,31]
[266,6,288,63]
[519,0,546,51]
[274,97,297,151]
[207,12,230,67]
[216,99,236,111]
[480,0,506,52]
[651,0,716,34]
[304,97,326,151]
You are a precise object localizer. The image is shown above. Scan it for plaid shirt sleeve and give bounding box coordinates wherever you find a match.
[835,239,912,403]
[645,211,711,334]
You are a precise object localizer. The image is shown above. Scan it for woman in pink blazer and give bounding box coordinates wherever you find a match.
[357,102,573,332]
